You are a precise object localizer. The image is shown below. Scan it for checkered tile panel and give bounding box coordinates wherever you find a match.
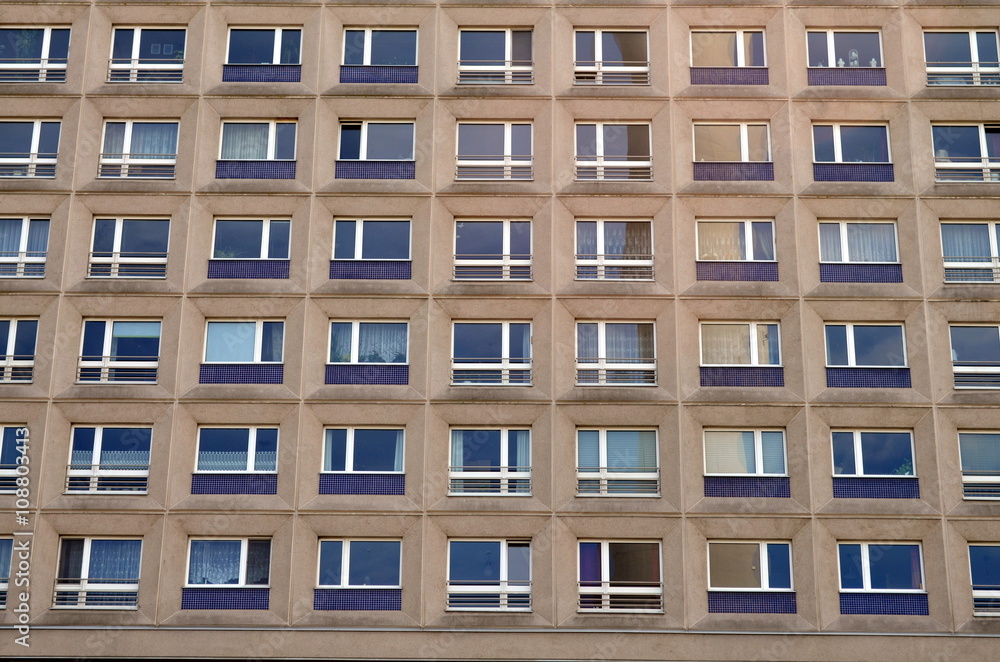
[208,260,290,279]
[693,162,774,181]
[181,587,269,610]
[319,473,405,495]
[335,161,415,179]
[839,592,928,615]
[813,163,894,182]
[313,588,402,611]
[700,366,785,387]
[191,473,278,495]
[820,263,903,283]
[325,364,409,385]
[696,261,779,281]
[329,260,412,280]
[222,65,302,82]
[340,66,418,84]
[826,367,911,388]
[704,476,791,498]
[832,477,919,499]
[215,161,296,179]
[199,364,284,384]
[808,68,887,86]
[689,67,769,85]
[708,592,797,614]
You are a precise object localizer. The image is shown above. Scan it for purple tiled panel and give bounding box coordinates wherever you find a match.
[340,65,418,84]
[807,68,887,86]
[181,588,269,610]
[208,260,290,279]
[826,367,911,388]
[839,593,928,616]
[696,261,778,281]
[704,476,791,498]
[314,588,402,611]
[813,163,894,183]
[832,477,919,499]
[216,161,296,179]
[199,364,284,384]
[700,367,784,387]
[329,260,412,280]
[689,67,769,85]
[335,161,415,179]
[319,473,405,495]
[325,364,409,385]
[222,64,302,82]
[191,474,278,495]
[708,592,797,614]
[820,263,903,283]
[693,162,774,181]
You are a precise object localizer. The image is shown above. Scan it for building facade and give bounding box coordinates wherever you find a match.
[1,0,999,659]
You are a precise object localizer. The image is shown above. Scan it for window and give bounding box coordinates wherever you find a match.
[0,120,60,177]
[578,541,662,611]
[807,31,882,68]
[959,432,1000,499]
[456,122,532,180]
[577,429,658,495]
[452,322,531,385]
[820,222,898,264]
[458,29,531,84]
[0,217,48,277]
[213,219,289,260]
[0,27,70,82]
[704,430,786,476]
[0,319,36,382]
[109,27,186,83]
[78,320,161,383]
[950,326,1000,388]
[708,542,792,591]
[196,428,277,473]
[334,219,410,262]
[691,30,766,68]
[576,220,653,280]
[694,123,770,163]
[343,28,417,66]
[220,121,296,161]
[932,124,1000,182]
[227,28,301,65]
[924,31,999,86]
[450,429,530,495]
[67,426,151,493]
[329,321,408,365]
[574,30,649,85]
[454,219,531,280]
[54,538,141,608]
[697,220,774,262]
[448,540,530,610]
[575,123,652,180]
[813,124,890,164]
[318,540,401,588]
[99,121,178,178]
[970,545,1000,616]
[186,539,270,587]
[338,121,414,162]
[838,543,924,592]
[204,321,283,364]
[89,218,169,278]
[323,428,403,474]
[700,322,780,366]
[0,538,10,607]
[942,222,1000,282]
[825,324,905,367]
[832,431,914,477]
[576,322,656,385]
[0,426,27,492]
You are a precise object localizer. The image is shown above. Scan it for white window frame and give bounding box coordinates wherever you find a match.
[78,319,161,383]
[575,320,657,386]
[574,122,652,180]
[699,321,782,367]
[0,120,59,177]
[812,123,892,164]
[451,320,532,386]
[959,431,1000,499]
[342,28,418,66]
[455,122,533,180]
[211,218,290,260]
[574,30,650,85]
[0,217,47,277]
[575,218,654,280]
[203,320,284,364]
[969,544,1000,616]
[0,537,10,597]
[322,427,405,474]
[807,29,884,68]
[317,539,402,588]
[819,220,899,264]
[950,324,1000,388]
[66,425,151,494]
[703,429,787,477]
[333,218,412,262]
[824,323,907,368]
[576,428,659,496]
[933,123,1000,181]
[690,29,766,68]
[194,426,278,474]
[99,120,179,178]
[0,26,70,81]
[923,30,1000,85]
[108,26,186,83]
[707,541,794,592]
[88,217,170,278]
[449,428,531,496]
[457,28,533,84]
[831,429,916,478]
[942,221,1000,280]
[693,122,771,162]
[185,538,270,588]
[0,318,35,383]
[577,540,663,613]
[53,537,142,609]
[225,27,301,65]
[447,539,531,611]
[837,542,925,593]
[338,120,415,161]
[219,120,296,161]
[453,218,532,281]
[328,320,410,365]
[696,219,776,262]
[0,426,27,491]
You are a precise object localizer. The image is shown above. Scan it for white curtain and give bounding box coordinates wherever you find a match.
[760,431,786,474]
[819,224,843,262]
[221,123,268,160]
[130,123,178,158]
[88,540,141,581]
[577,324,598,361]
[358,323,407,363]
[847,224,896,262]
[187,541,241,585]
[510,430,529,470]
[605,222,651,257]
[698,223,745,260]
[705,431,755,473]
[606,323,653,362]
[606,430,656,471]
[0,219,22,256]
[702,324,750,364]
[102,123,126,155]
[942,224,991,261]
[27,220,48,256]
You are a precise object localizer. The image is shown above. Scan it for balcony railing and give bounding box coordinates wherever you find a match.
[88,251,168,278]
[0,356,33,382]
[944,256,1000,283]
[66,463,150,493]
[455,157,532,180]
[578,582,663,612]
[576,254,654,280]
[457,61,533,84]
[77,356,159,383]
[935,156,1000,182]
[448,466,531,495]
[574,61,650,85]
[107,58,184,83]
[454,255,532,281]
[575,157,652,181]
[451,358,532,385]
[577,468,659,496]
[447,580,531,610]
[953,362,1000,388]
[576,358,657,385]
[99,153,177,178]
[927,63,1000,86]
[0,154,56,178]
[0,251,46,277]
[53,578,139,608]
[0,58,68,83]
[962,470,1000,499]
[974,588,1000,616]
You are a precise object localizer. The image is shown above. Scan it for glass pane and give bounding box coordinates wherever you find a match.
[757,324,780,365]
[508,542,530,582]
[37,123,60,157]
[460,31,504,64]
[58,539,85,580]
[253,428,278,472]
[859,432,913,476]
[0,122,34,154]
[579,542,601,582]
[704,431,754,474]
[103,123,126,155]
[370,30,416,66]
[0,540,13,583]
[128,123,178,158]
[329,323,353,362]
[832,32,881,67]
[348,541,401,586]
[751,222,774,260]
[825,325,849,365]
[605,430,656,471]
[454,429,501,470]
[709,543,761,588]
[950,326,1000,363]
[691,32,737,67]
[576,124,597,158]
[274,124,296,160]
[357,322,407,363]
[260,322,283,362]
[111,29,134,61]
[343,30,365,65]
[228,30,275,64]
[745,32,765,67]
[324,429,347,472]
[511,31,532,65]
[701,324,750,364]
[454,323,501,361]
[221,124,269,160]
[813,125,835,162]
[607,542,660,583]
[97,427,151,466]
[70,427,95,465]
[339,124,361,159]
[206,322,255,362]
[977,33,999,67]
[510,222,531,259]
[121,220,169,257]
[318,541,343,585]
[138,30,185,61]
[832,432,857,475]
[603,125,649,159]
[334,221,356,260]
[0,29,44,61]
[456,222,502,259]
[838,544,864,589]
[279,30,301,65]
[846,224,897,262]
[807,33,829,67]
[694,125,742,162]
[868,544,920,590]
[188,540,241,585]
[575,32,595,64]
[365,123,413,160]
[761,431,785,474]
[88,540,142,580]
[602,32,646,66]
[746,125,770,162]
[12,320,37,357]
[353,429,403,471]
[246,539,270,585]
[511,124,531,159]
[766,544,792,589]
[852,326,905,366]
[362,221,409,260]
[509,323,530,361]
[697,222,745,261]
[449,541,501,583]
[840,126,889,163]
[49,30,70,61]
[458,124,504,158]
[198,428,250,471]
[924,33,971,67]
[933,125,982,160]
[214,221,262,259]
[267,221,290,260]
[960,433,1000,473]
[577,430,600,470]
[110,321,160,360]
[970,546,1000,589]
[81,321,106,360]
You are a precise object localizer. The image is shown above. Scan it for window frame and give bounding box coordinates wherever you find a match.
[333,218,412,262]
[696,219,776,263]
[703,428,788,477]
[812,123,892,164]
[577,540,663,613]
[98,119,179,178]
[819,220,899,264]
[923,30,1000,85]
[0,318,36,382]
[831,429,916,478]
[327,320,410,366]
[78,319,161,383]
[824,322,907,368]
[88,217,170,279]
[66,425,152,494]
[575,218,654,280]
[0,537,10,600]
[108,26,187,82]
[692,122,771,163]
[807,29,884,68]
[317,539,403,589]
[690,29,767,68]
[322,427,405,475]
[337,120,415,162]
[576,428,659,496]
[574,122,653,180]
[575,320,657,385]
[958,431,1000,499]
[453,218,532,281]
[225,27,302,65]
[932,123,1000,181]
[455,121,533,180]
[185,538,271,588]
[211,218,290,261]
[699,321,782,367]
[451,320,532,386]
[707,541,794,592]
[218,120,296,161]
[0,216,48,277]
[0,26,71,81]
[837,542,925,593]
[194,426,278,474]
[447,539,531,611]
[342,27,418,66]
[449,427,531,496]
[0,119,60,177]
[54,537,142,609]
[969,544,1000,616]
[203,319,284,364]
[457,28,533,84]
[573,29,650,84]
[0,425,27,491]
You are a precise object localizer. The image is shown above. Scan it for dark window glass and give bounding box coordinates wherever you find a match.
[840,126,889,163]
[370,30,416,66]
[352,429,401,472]
[813,125,836,162]
[852,326,904,366]
[950,326,1000,363]
[228,30,275,64]
[838,544,864,589]
[361,221,409,259]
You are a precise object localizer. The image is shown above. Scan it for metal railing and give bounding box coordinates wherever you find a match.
[0,153,57,178]
[578,581,663,611]
[99,153,177,178]
[962,470,1000,499]
[77,356,159,383]
[0,356,34,382]
[574,60,650,85]
[457,60,533,84]
[575,157,653,181]
[451,358,532,385]
[448,466,531,495]
[52,578,139,608]
[953,362,1000,388]
[0,251,46,277]
[935,156,1000,182]
[943,256,1000,283]
[926,62,1000,86]
[65,464,150,493]
[576,358,657,385]
[88,252,168,278]
[454,255,532,281]
[447,580,531,610]
[107,58,184,83]
[576,468,660,496]
[973,588,1000,616]
[0,58,68,83]
[455,157,532,180]
[576,254,654,280]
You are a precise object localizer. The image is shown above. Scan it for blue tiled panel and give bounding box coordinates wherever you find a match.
[181,588,269,610]
[826,367,911,388]
[216,161,296,179]
[208,260,290,279]
[329,260,412,280]
[199,364,284,384]
[192,474,278,495]
[696,261,778,281]
[807,68,887,86]
[839,593,928,616]
[326,364,409,385]
[708,592,797,614]
[813,163,894,183]
[222,64,302,82]
[335,161,415,180]
[340,65,418,84]
[704,476,790,498]
[319,473,405,495]
[693,162,774,181]
[820,263,903,283]
[689,67,769,85]
[833,477,919,499]
[314,588,402,611]
[700,366,784,387]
